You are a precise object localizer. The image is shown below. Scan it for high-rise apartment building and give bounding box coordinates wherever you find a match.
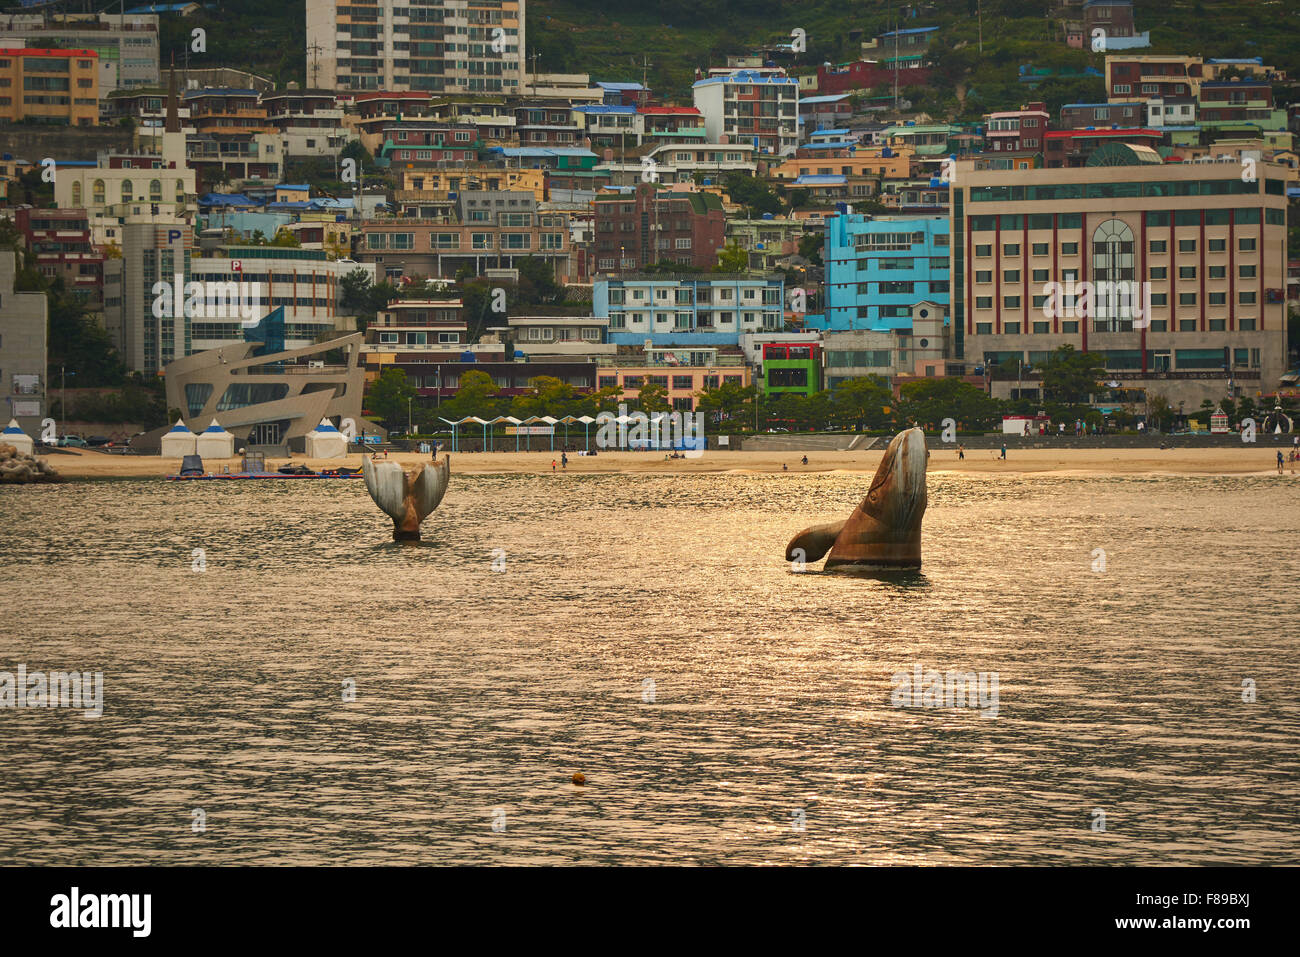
[305,0,525,94]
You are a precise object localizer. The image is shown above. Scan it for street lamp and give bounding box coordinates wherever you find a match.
[60,366,75,439]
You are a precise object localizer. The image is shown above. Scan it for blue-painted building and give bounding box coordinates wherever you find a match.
[812,214,949,332]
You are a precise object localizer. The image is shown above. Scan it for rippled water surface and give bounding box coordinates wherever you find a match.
[1,472,1297,865]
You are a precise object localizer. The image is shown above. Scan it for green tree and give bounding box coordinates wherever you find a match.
[338,268,398,332]
[715,242,749,273]
[896,377,1003,432]
[510,375,589,418]
[515,257,566,305]
[1040,345,1104,405]
[365,367,416,431]
[1146,392,1173,432]
[831,376,894,431]
[439,368,501,420]
[634,381,671,415]
[797,233,824,266]
[722,173,783,216]
[696,380,755,431]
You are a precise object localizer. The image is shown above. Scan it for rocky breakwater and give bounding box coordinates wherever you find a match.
[0,444,62,484]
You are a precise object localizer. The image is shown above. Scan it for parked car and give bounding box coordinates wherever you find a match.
[57,435,88,448]
[86,436,112,447]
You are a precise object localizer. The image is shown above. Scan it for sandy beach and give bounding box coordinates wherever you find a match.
[34,445,1300,479]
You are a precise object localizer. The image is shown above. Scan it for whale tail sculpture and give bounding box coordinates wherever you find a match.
[362,455,450,541]
[786,427,928,572]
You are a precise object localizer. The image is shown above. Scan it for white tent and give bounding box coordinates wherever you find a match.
[195,419,235,458]
[2,419,33,455]
[160,419,196,458]
[305,418,347,458]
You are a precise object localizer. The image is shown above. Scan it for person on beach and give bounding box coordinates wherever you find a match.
[561,452,568,470]
[801,455,809,465]
[958,444,965,460]
[551,459,557,472]
[999,442,1007,460]
[783,463,788,471]
[1278,450,1285,474]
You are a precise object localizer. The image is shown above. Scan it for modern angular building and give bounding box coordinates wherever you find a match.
[305,0,525,95]
[949,155,1290,406]
[164,322,365,450]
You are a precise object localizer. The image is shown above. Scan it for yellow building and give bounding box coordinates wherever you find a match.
[394,166,547,204]
[769,146,912,183]
[0,48,98,126]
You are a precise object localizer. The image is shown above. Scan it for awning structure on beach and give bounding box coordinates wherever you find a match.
[439,416,491,452]
[521,415,558,452]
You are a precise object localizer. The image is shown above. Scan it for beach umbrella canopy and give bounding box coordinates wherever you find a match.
[195,419,235,458]
[160,418,196,458]
[305,418,346,458]
[2,418,34,455]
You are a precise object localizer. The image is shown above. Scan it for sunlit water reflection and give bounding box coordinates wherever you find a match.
[0,472,1296,864]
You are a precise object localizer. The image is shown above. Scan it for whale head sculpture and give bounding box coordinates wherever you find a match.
[362,456,450,541]
[785,427,928,572]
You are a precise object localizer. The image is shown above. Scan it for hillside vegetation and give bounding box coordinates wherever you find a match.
[159,1,1297,118]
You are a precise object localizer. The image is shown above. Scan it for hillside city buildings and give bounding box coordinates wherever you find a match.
[0,0,1297,445]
